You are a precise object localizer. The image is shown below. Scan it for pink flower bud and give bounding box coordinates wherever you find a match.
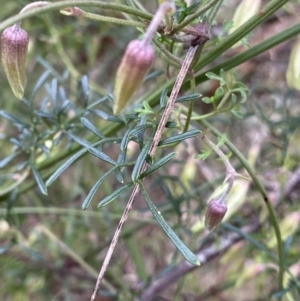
[1,24,29,99]
[205,199,227,230]
[113,39,155,115]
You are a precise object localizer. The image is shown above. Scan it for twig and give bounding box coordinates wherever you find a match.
[90,36,210,301]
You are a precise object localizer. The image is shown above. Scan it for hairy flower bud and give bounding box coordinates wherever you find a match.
[205,199,227,230]
[113,39,155,115]
[286,38,300,90]
[1,24,29,99]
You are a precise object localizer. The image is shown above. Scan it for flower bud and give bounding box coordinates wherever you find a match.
[230,0,261,33]
[229,0,261,48]
[286,38,300,90]
[1,24,29,99]
[113,39,155,115]
[204,199,227,230]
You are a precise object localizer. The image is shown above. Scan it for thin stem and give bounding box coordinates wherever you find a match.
[90,44,203,300]
[199,119,284,294]
[153,38,183,68]
[0,206,157,223]
[61,7,147,28]
[201,134,236,205]
[216,91,231,110]
[202,135,235,175]
[0,1,153,32]
[194,0,290,72]
[171,0,221,34]
[0,168,30,196]
[143,2,175,45]
[183,71,196,132]
[19,1,50,14]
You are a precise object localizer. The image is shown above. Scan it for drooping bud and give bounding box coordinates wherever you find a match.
[229,0,261,47]
[286,38,300,90]
[230,0,261,33]
[113,39,155,115]
[1,24,29,99]
[204,199,227,231]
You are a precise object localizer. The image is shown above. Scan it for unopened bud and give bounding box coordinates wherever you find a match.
[113,40,155,115]
[229,0,261,47]
[286,38,300,90]
[205,199,227,230]
[230,0,261,33]
[1,24,29,99]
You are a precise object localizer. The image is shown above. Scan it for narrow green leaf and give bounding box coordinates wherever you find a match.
[67,132,92,148]
[205,72,221,81]
[81,117,105,139]
[35,111,57,120]
[88,147,116,165]
[140,152,177,179]
[131,137,153,181]
[98,182,133,207]
[93,109,124,123]
[0,111,29,127]
[160,88,168,108]
[158,129,201,146]
[0,152,20,168]
[37,56,63,81]
[50,78,58,107]
[140,183,199,266]
[31,70,50,96]
[144,70,164,82]
[82,167,118,210]
[202,97,213,104]
[175,93,201,103]
[137,115,147,148]
[221,223,276,259]
[120,126,134,152]
[130,124,151,137]
[31,164,47,195]
[81,75,89,105]
[46,148,87,186]
[165,121,178,128]
[115,169,124,183]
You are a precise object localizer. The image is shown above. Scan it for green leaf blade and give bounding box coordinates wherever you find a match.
[140,183,200,266]
[158,129,201,146]
[140,152,177,179]
[82,167,118,210]
[88,147,117,165]
[98,182,133,207]
[131,137,153,181]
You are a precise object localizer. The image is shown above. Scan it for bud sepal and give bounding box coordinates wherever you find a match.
[1,24,29,99]
[113,40,155,115]
[204,199,227,231]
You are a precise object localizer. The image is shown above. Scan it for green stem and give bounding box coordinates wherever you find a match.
[61,7,147,28]
[153,38,182,68]
[183,73,196,132]
[191,110,218,120]
[194,0,290,72]
[171,0,221,34]
[0,206,157,223]
[199,119,284,294]
[217,91,231,110]
[0,0,153,32]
